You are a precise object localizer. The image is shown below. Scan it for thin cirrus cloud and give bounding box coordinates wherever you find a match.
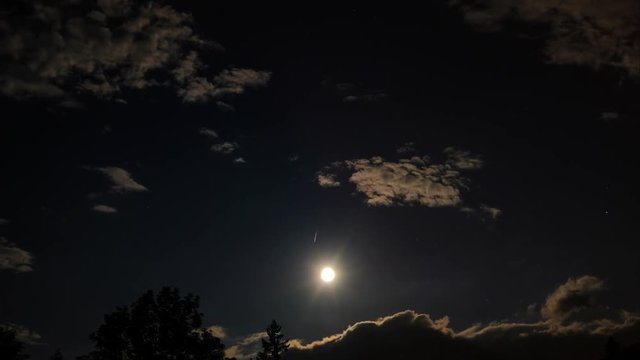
[0,237,33,273]
[284,275,640,360]
[450,0,640,77]
[0,0,271,102]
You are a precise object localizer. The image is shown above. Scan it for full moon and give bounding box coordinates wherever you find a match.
[320,267,336,283]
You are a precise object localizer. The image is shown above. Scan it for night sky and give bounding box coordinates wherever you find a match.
[1,1,640,360]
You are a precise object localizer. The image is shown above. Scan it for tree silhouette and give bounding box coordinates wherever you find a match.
[80,287,225,360]
[0,327,29,360]
[255,320,289,360]
[50,348,63,360]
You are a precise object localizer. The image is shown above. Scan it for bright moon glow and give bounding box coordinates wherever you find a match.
[320,267,336,283]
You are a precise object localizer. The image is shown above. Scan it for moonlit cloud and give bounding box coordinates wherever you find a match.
[225,331,267,360]
[317,149,485,207]
[0,324,42,344]
[541,275,605,322]
[233,157,246,164]
[207,325,227,339]
[92,204,118,213]
[316,173,341,188]
[0,0,271,102]
[211,142,239,154]
[0,237,33,273]
[451,0,640,77]
[286,275,640,360]
[89,166,148,193]
[199,128,219,139]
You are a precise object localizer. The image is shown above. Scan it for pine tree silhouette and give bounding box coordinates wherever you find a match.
[255,320,289,360]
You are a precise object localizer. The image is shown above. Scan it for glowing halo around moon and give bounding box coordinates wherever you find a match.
[320,267,336,283]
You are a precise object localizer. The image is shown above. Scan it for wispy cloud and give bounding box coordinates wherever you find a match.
[199,128,220,139]
[0,324,42,344]
[92,204,118,214]
[211,142,239,154]
[88,167,148,193]
[451,0,640,77]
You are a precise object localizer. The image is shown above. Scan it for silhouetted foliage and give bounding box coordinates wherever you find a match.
[0,327,29,360]
[255,320,289,360]
[50,348,63,360]
[602,337,640,360]
[79,287,224,360]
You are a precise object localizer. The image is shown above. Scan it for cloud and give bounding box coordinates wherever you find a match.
[601,112,621,121]
[443,147,484,170]
[0,324,42,345]
[211,142,239,154]
[396,142,416,154]
[0,0,270,102]
[286,275,640,360]
[207,325,227,339]
[225,331,267,359]
[89,166,148,193]
[92,204,118,213]
[216,101,236,112]
[0,218,9,225]
[199,128,219,139]
[317,149,484,207]
[343,92,388,102]
[461,204,503,221]
[233,157,246,164]
[541,275,605,322]
[0,237,33,273]
[316,173,341,188]
[451,0,640,77]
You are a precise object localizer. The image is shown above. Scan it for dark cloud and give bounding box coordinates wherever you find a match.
[0,0,270,102]
[286,276,640,360]
[316,148,484,207]
[451,0,640,76]
[342,92,388,102]
[601,112,621,121]
[396,142,416,154]
[0,218,9,225]
[0,237,33,272]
